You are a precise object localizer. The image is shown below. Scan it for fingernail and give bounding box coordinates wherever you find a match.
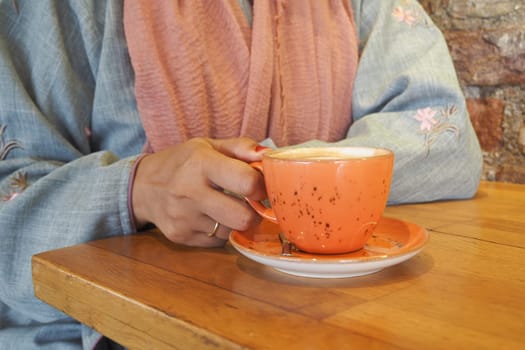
[255,145,270,152]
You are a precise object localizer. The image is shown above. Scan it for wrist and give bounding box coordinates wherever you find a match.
[128,154,150,231]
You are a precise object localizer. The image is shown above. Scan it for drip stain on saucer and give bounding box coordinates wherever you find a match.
[279,232,296,256]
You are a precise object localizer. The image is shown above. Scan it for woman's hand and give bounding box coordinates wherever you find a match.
[131,137,267,247]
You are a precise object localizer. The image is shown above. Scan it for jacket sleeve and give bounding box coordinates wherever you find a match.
[0,0,145,331]
[315,0,482,204]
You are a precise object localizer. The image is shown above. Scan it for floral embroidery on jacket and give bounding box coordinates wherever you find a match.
[392,1,430,27]
[415,107,438,131]
[2,172,28,201]
[0,125,23,160]
[414,106,460,157]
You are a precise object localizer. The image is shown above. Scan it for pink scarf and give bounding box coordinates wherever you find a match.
[124,0,358,152]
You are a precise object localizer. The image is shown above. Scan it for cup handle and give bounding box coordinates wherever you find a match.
[245,162,279,224]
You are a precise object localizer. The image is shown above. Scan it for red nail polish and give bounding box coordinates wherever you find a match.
[255,145,269,152]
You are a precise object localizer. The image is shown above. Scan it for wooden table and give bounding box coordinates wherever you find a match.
[32,181,525,349]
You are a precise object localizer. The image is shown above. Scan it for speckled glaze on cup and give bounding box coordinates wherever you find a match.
[246,147,394,254]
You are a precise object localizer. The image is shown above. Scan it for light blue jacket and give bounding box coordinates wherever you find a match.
[0,0,482,349]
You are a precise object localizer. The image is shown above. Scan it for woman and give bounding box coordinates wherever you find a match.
[0,0,481,348]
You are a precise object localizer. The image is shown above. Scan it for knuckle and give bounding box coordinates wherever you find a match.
[235,207,261,231]
[161,223,181,242]
[238,169,263,197]
[186,138,213,156]
[184,152,206,171]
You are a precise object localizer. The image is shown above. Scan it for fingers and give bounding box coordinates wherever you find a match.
[195,139,266,200]
[199,137,268,200]
[161,211,241,248]
[198,187,262,233]
[199,216,233,241]
[172,229,228,248]
[209,137,268,163]
[132,137,267,247]
[167,138,266,201]
[204,155,266,201]
[153,170,261,246]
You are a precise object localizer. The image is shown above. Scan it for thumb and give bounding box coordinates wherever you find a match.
[209,137,270,162]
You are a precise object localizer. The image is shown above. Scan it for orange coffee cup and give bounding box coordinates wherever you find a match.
[246,147,394,254]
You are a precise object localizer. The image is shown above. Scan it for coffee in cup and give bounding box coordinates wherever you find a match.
[246,147,394,254]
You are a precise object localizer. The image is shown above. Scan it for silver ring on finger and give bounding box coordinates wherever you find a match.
[207,221,220,237]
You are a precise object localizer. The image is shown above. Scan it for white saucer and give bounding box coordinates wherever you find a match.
[229,216,428,278]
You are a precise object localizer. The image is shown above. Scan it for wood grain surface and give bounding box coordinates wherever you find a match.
[32,181,525,349]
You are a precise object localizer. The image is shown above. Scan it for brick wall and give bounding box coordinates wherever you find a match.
[419,0,525,183]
